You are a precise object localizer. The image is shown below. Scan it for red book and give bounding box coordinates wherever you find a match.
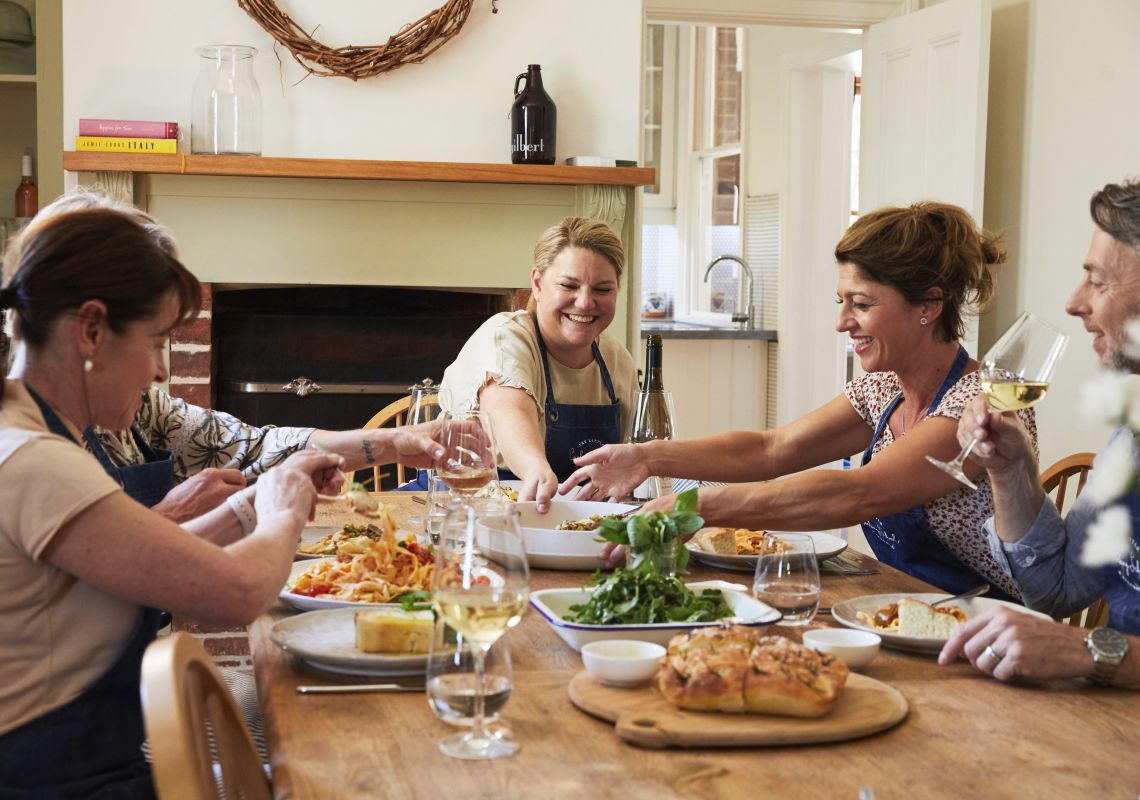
[78,118,179,139]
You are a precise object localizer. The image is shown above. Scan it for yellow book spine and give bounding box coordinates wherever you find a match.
[74,136,179,154]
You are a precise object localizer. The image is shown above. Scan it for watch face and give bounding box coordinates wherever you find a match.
[1091,627,1129,660]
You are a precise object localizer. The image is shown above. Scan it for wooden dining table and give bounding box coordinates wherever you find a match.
[248,494,1140,799]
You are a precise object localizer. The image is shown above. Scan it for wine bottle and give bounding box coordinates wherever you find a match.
[630,334,675,498]
[14,155,37,219]
[510,64,556,165]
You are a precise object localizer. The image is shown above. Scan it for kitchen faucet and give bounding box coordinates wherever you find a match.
[702,254,755,329]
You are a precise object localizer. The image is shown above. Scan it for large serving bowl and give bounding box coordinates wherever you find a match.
[503,499,637,570]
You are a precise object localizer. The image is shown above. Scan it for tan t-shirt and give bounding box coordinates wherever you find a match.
[440,310,639,449]
[0,379,132,735]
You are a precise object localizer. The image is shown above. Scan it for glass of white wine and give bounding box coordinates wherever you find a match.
[926,311,1069,490]
[431,502,529,759]
[434,410,497,501]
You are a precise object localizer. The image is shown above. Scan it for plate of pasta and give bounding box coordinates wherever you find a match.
[280,531,436,612]
[684,528,847,572]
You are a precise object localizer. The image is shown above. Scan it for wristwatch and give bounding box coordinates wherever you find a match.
[1085,627,1129,685]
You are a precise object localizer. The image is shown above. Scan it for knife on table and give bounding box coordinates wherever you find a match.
[296,683,426,694]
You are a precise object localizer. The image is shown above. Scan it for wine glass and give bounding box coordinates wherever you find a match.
[752,533,821,626]
[926,311,1069,490]
[434,410,497,500]
[408,381,441,489]
[426,618,514,730]
[431,502,529,759]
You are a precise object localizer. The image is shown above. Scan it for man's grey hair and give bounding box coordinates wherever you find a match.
[1091,179,1140,253]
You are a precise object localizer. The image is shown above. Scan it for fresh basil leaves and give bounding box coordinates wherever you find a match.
[594,488,704,574]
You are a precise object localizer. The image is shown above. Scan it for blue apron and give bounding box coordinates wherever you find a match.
[859,347,1017,602]
[82,426,175,509]
[1,390,162,799]
[1104,492,1140,635]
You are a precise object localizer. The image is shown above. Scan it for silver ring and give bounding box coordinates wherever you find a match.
[983,644,1002,664]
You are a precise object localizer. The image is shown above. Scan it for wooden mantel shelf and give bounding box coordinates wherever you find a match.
[61,151,655,187]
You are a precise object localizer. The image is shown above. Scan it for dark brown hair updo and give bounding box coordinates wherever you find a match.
[1,208,200,402]
[834,201,1005,342]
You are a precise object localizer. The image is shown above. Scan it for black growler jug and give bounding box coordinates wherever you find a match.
[511,64,556,165]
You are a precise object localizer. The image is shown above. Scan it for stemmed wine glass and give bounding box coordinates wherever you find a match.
[926,311,1069,490]
[434,410,497,501]
[408,381,441,489]
[431,501,529,759]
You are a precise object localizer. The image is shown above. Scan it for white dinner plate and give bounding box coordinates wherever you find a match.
[494,499,637,571]
[280,558,422,612]
[295,526,339,559]
[529,581,781,652]
[831,593,1053,654]
[684,529,848,572]
[269,608,433,676]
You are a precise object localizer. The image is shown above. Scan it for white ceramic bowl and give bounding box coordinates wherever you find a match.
[505,499,636,570]
[802,628,881,670]
[581,640,666,686]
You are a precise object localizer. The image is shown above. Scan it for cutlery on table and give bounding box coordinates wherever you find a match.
[931,583,989,607]
[297,683,426,695]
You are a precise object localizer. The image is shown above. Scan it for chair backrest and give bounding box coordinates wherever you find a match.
[141,633,271,800]
[1038,452,1106,629]
[362,394,440,487]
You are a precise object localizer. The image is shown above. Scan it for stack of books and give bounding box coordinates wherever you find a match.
[76,119,180,154]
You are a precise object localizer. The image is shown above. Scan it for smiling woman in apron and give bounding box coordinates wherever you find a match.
[568,202,1034,599]
[938,180,1140,689]
[0,209,346,798]
[439,217,638,511]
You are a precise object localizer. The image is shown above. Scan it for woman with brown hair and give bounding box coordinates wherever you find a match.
[440,217,638,511]
[0,208,342,798]
[566,202,1036,599]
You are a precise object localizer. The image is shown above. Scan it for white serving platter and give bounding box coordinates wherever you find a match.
[685,529,848,572]
[529,580,781,652]
[269,607,432,676]
[831,592,1052,654]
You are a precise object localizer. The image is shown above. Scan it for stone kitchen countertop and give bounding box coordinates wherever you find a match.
[639,320,778,340]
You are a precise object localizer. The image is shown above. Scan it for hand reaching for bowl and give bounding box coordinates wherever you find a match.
[560,443,651,502]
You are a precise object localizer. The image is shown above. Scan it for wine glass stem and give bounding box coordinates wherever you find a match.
[948,435,979,471]
[470,644,489,740]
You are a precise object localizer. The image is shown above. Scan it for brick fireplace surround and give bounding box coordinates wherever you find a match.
[166,283,531,667]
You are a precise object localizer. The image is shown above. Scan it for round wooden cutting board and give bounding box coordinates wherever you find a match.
[568,671,908,748]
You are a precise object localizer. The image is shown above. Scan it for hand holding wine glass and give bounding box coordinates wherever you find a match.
[431,503,529,759]
[926,311,1068,490]
[434,410,497,499]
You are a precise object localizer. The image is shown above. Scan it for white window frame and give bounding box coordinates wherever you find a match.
[643,23,678,221]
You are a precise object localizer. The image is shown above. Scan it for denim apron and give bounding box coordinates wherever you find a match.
[859,347,1016,601]
[81,426,175,509]
[499,314,622,482]
[1,390,162,799]
[1104,492,1140,635]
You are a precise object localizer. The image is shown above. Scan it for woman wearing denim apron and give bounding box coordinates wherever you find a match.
[0,209,342,798]
[940,180,1140,688]
[568,203,1034,596]
[440,218,639,512]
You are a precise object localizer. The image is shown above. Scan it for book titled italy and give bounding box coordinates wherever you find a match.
[75,136,179,154]
[79,118,178,138]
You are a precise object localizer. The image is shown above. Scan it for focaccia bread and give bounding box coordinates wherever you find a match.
[896,598,966,639]
[696,528,792,557]
[698,528,739,554]
[657,626,848,718]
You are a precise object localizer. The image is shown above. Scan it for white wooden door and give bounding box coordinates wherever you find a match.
[860,0,992,355]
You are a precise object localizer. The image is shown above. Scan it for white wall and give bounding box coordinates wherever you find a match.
[982,0,1140,469]
[61,0,641,164]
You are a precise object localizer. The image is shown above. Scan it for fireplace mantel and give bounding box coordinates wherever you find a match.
[61,152,655,187]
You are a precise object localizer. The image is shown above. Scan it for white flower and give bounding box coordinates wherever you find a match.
[1081,504,1133,567]
[1080,370,1133,424]
[1083,431,1138,506]
[1124,318,1140,362]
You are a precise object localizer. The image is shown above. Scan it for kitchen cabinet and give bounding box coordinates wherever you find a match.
[0,0,60,220]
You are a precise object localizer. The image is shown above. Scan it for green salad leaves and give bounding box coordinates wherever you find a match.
[565,568,733,625]
[595,488,704,574]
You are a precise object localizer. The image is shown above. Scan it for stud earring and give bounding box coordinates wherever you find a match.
[83,359,93,372]
[919,317,929,326]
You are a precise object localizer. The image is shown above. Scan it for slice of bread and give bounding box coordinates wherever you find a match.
[698,528,738,554]
[354,608,434,654]
[896,598,964,638]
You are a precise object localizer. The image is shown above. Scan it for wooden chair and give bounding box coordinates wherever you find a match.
[1039,452,1108,628]
[362,394,440,487]
[141,633,271,800]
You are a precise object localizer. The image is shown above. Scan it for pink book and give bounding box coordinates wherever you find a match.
[78,118,179,139]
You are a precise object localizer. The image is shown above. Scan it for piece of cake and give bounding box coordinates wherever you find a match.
[354,608,435,654]
[657,626,848,718]
[896,598,966,638]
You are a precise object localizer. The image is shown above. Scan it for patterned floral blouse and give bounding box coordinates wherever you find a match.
[845,369,1039,600]
[90,387,314,482]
